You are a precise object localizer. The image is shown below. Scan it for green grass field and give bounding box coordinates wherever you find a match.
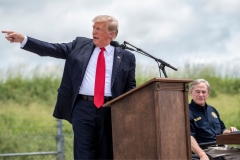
[0,64,239,159]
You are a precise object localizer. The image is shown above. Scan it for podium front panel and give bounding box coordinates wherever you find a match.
[109,80,191,159]
[111,83,157,159]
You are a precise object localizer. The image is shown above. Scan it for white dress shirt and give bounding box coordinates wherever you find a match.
[20,36,28,48]
[79,45,114,96]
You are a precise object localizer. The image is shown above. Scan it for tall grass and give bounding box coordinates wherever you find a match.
[0,64,240,159]
[136,63,240,97]
[0,65,61,106]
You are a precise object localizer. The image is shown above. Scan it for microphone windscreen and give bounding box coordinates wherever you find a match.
[110,41,119,47]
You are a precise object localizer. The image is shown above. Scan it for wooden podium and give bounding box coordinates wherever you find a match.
[217,132,240,144]
[103,78,193,159]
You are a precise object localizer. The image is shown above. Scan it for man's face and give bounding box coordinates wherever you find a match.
[190,82,209,106]
[92,22,112,48]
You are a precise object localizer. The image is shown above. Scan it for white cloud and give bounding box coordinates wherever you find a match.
[0,0,240,76]
[204,0,240,13]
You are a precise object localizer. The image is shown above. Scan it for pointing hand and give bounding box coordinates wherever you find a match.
[2,31,25,43]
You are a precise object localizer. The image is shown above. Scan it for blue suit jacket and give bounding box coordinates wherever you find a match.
[23,37,136,123]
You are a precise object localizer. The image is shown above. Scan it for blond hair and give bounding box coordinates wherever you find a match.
[93,15,118,40]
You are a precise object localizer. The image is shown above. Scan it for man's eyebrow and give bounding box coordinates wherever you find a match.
[195,90,207,92]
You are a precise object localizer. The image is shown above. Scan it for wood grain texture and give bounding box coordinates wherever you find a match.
[216,133,240,144]
[108,78,193,159]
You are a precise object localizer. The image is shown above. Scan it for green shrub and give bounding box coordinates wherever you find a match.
[0,64,239,159]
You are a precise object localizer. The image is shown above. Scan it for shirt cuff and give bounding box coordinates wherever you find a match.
[20,36,28,48]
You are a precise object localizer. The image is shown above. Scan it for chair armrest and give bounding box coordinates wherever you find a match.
[198,141,216,148]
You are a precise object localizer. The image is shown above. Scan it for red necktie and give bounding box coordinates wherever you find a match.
[94,47,106,108]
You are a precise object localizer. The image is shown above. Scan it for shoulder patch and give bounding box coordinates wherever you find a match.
[211,112,218,118]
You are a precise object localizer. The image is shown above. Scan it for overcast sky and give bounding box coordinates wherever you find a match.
[1,0,240,77]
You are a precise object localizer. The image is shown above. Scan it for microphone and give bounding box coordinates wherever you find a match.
[110,41,135,51]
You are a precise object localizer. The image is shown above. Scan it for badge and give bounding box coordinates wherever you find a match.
[212,112,218,118]
[194,117,201,121]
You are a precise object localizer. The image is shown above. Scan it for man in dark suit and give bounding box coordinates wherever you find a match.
[2,15,136,159]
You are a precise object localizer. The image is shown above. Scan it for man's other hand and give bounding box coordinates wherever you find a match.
[229,126,238,132]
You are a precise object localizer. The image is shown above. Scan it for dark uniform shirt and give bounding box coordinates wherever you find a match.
[189,100,226,144]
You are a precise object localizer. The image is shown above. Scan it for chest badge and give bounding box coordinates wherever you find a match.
[211,112,218,118]
[194,117,201,121]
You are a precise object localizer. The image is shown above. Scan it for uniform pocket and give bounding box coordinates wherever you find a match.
[213,118,221,133]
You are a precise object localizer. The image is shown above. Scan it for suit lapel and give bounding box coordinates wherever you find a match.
[73,42,95,87]
[111,47,122,87]
[73,43,121,89]
[81,44,95,71]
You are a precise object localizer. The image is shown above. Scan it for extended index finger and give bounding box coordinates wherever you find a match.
[2,31,13,34]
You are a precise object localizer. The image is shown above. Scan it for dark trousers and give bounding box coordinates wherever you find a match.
[72,99,113,160]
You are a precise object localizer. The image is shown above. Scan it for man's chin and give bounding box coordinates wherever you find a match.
[197,101,205,106]
[93,40,98,45]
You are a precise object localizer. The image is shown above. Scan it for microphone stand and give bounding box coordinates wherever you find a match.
[124,41,177,78]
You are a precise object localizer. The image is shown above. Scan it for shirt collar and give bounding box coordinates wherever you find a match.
[97,44,114,56]
[190,99,208,111]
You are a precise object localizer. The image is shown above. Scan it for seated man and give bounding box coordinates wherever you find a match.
[189,79,240,160]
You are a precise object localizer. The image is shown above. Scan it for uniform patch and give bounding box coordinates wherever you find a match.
[194,117,201,121]
[211,112,218,118]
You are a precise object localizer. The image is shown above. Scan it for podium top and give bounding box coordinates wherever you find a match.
[103,77,193,107]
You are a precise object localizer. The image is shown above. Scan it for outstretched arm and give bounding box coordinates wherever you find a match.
[2,31,25,43]
[2,30,76,59]
[191,136,209,160]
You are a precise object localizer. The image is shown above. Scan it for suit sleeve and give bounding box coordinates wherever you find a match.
[124,53,136,92]
[22,37,77,59]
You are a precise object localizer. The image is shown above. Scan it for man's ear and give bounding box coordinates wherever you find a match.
[190,90,193,95]
[109,32,114,38]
